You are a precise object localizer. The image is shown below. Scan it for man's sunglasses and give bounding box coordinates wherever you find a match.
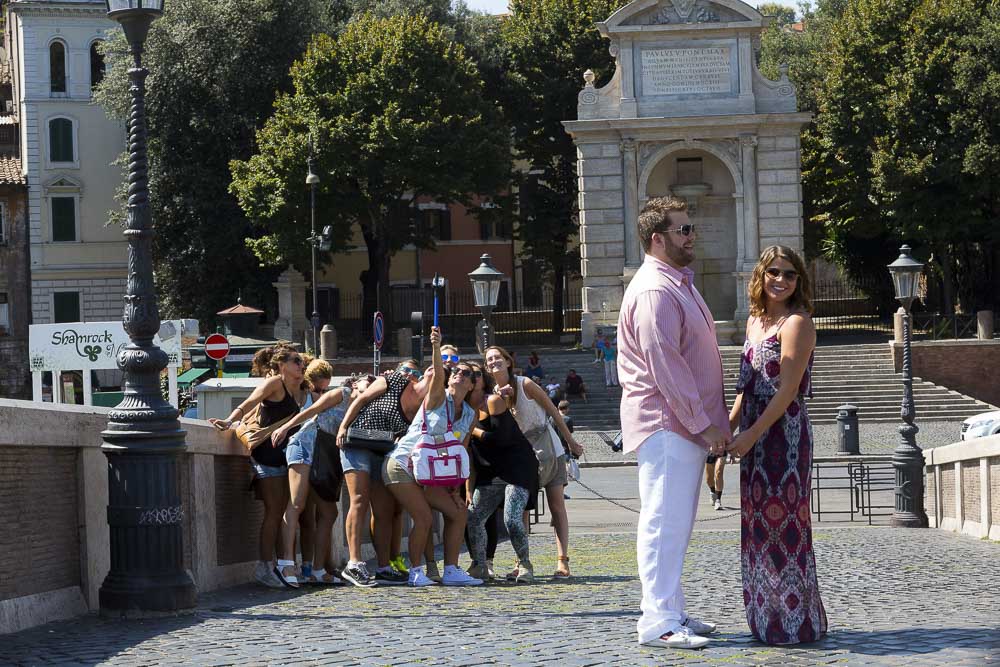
[660,224,695,237]
[765,267,799,281]
[400,366,424,380]
[443,354,460,364]
[453,368,481,379]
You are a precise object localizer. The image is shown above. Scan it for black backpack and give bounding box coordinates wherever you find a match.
[309,429,344,502]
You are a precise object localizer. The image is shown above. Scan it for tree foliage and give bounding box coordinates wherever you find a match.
[94,0,329,326]
[501,0,628,332]
[806,0,1000,312]
[230,14,511,326]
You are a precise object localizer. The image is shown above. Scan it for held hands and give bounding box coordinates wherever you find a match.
[336,427,348,450]
[496,384,514,398]
[726,429,758,458]
[430,326,442,347]
[698,424,731,456]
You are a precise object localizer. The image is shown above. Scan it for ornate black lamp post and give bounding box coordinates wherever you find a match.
[306,149,321,354]
[887,245,928,528]
[468,254,505,354]
[100,0,196,615]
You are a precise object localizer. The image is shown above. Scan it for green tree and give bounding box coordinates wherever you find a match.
[502,0,628,334]
[757,2,797,25]
[808,0,1000,313]
[94,0,329,326]
[230,15,511,328]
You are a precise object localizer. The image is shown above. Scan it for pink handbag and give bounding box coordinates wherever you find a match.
[410,402,469,487]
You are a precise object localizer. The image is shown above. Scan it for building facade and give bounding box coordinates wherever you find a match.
[6,0,126,329]
[0,53,30,397]
[563,0,811,343]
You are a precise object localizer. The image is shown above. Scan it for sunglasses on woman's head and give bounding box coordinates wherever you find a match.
[400,366,423,380]
[765,267,799,281]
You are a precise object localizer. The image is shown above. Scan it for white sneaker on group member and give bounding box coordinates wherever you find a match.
[713,497,723,511]
[683,616,718,635]
[254,561,283,589]
[641,626,710,650]
[408,565,437,587]
[442,565,483,586]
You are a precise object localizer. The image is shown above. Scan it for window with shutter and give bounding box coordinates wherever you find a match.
[90,42,106,91]
[50,42,67,94]
[0,293,8,333]
[51,197,76,242]
[53,292,80,324]
[49,118,74,162]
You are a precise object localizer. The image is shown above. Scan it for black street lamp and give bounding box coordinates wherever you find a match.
[100,0,196,616]
[887,244,928,528]
[468,254,505,354]
[306,148,321,354]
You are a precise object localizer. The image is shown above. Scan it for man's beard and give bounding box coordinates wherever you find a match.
[664,241,695,267]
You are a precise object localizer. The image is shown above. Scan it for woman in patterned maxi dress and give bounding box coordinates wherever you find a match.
[727,246,828,645]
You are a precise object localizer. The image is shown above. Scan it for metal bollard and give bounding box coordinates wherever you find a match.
[836,404,860,455]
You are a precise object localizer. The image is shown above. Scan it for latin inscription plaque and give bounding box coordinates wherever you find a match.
[641,47,732,96]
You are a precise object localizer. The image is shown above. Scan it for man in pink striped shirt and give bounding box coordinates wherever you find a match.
[617,196,731,650]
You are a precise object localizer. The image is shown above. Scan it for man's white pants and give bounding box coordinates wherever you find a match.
[636,429,706,643]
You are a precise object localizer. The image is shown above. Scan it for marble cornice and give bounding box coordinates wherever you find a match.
[563,112,813,138]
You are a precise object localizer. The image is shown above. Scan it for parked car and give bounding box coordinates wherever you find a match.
[961,410,1000,441]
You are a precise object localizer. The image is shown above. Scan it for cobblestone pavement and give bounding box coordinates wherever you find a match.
[577,419,966,462]
[3,527,998,666]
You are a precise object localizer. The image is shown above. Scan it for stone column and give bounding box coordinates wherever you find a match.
[622,138,640,269]
[740,134,760,264]
[273,266,309,345]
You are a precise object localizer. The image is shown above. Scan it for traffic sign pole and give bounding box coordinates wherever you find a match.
[373,311,384,376]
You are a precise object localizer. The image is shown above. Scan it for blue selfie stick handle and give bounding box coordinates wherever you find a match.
[434,294,439,328]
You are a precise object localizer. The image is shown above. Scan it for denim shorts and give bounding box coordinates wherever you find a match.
[285,439,313,467]
[250,459,287,479]
[340,447,384,484]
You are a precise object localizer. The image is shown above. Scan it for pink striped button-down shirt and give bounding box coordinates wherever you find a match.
[616,255,729,453]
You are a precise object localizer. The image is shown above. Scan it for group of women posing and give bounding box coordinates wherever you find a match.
[210,331,582,588]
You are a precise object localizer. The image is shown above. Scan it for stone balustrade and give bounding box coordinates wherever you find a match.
[925,434,1000,541]
[0,399,368,634]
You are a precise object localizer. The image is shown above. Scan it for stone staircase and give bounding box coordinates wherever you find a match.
[520,343,996,433]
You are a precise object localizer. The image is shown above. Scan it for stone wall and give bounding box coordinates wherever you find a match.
[755,134,805,251]
[891,339,1000,407]
[925,435,1000,540]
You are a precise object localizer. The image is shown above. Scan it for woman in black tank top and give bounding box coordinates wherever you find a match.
[210,343,306,589]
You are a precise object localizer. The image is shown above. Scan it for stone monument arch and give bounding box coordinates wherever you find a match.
[563,0,811,344]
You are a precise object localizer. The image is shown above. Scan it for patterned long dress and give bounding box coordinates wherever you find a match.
[737,332,828,645]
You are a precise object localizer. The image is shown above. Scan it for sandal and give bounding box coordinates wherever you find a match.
[505,560,522,581]
[554,556,571,579]
[304,568,345,585]
[274,559,300,588]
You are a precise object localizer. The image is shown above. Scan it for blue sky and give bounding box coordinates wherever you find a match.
[462,0,766,16]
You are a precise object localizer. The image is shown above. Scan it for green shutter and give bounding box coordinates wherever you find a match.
[49,119,73,162]
[51,197,75,242]
[53,292,80,323]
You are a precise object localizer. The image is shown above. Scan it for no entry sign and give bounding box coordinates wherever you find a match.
[204,333,230,361]
[373,311,385,351]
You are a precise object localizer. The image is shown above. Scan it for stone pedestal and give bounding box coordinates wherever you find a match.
[397,328,412,358]
[272,266,309,345]
[894,307,906,344]
[320,324,338,360]
[977,311,994,340]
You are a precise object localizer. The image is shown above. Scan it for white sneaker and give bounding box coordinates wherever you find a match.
[683,616,718,635]
[253,561,283,589]
[641,626,710,650]
[442,565,483,586]
[408,566,437,587]
[713,497,723,511]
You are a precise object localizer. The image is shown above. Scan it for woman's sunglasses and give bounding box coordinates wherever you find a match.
[443,354,460,364]
[287,356,304,366]
[765,267,799,281]
[453,368,481,379]
[400,366,424,380]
